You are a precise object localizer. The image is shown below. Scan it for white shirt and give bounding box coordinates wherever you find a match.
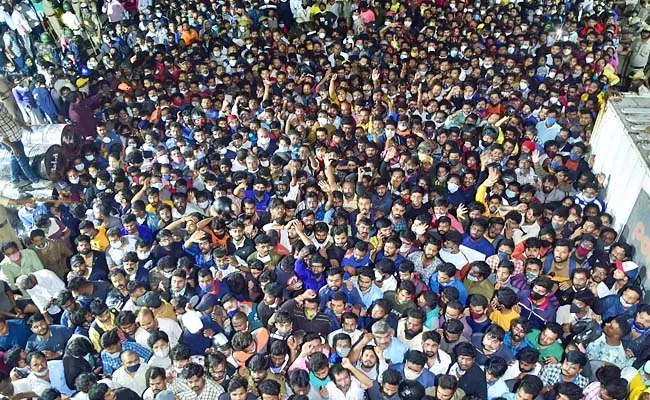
[325,377,365,400]
[328,328,362,347]
[427,349,453,376]
[26,269,66,313]
[502,360,542,381]
[134,318,182,348]
[113,363,150,396]
[106,235,138,266]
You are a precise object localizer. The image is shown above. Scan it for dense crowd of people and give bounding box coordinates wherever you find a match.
[0,0,650,399]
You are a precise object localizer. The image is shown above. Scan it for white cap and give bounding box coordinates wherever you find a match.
[183,310,204,334]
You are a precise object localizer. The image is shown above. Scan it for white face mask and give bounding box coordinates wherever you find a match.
[151,182,163,191]
[258,254,271,263]
[154,346,170,358]
[85,155,95,161]
[260,160,270,167]
[74,164,85,171]
[137,251,151,260]
[404,368,421,380]
[110,240,122,249]
[198,200,210,209]
[447,182,460,193]
[258,137,271,147]
[96,183,107,191]
[69,177,80,184]
[318,117,328,126]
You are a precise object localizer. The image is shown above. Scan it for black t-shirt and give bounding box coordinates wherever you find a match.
[115,387,141,400]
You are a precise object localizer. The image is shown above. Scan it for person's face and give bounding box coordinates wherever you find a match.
[186,374,206,394]
[149,376,166,395]
[139,313,157,332]
[436,387,455,400]
[373,332,392,349]
[327,274,343,291]
[457,355,474,371]
[111,274,127,291]
[29,355,47,375]
[333,370,351,392]
[553,245,570,263]
[209,363,227,383]
[119,320,138,336]
[538,328,558,347]
[561,360,582,378]
[30,319,49,336]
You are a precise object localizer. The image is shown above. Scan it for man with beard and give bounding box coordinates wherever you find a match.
[534,175,565,204]
[447,342,487,399]
[25,314,73,358]
[171,192,205,219]
[142,368,168,400]
[327,226,354,266]
[555,268,590,306]
[383,281,417,320]
[408,238,443,285]
[538,350,589,395]
[246,354,286,398]
[438,319,469,355]
[622,304,650,357]
[527,322,564,364]
[226,220,255,262]
[318,267,364,311]
[366,369,401,400]
[178,363,225,400]
[422,331,452,376]
[353,345,388,381]
[72,235,109,280]
[389,350,436,388]
[502,347,542,387]
[502,317,534,356]
[396,309,429,350]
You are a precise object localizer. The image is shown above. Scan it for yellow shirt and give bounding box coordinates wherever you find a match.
[154,301,178,321]
[489,309,520,331]
[145,199,173,214]
[91,226,109,252]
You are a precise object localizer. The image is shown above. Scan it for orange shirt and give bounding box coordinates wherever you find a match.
[180,29,200,45]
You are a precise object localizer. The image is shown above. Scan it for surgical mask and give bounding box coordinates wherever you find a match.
[318,117,328,126]
[505,189,517,198]
[570,152,580,161]
[258,137,271,147]
[337,346,351,357]
[261,160,270,167]
[151,182,163,190]
[404,368,421,380]
[520,82,528,90]
[447,182,460,193]
[137,251,151,260]
[620,297,634,308]
[69,177,80,184]
[545,117,556,126]
[110,240,122,249]
[96,183,106,191]
[526,272,538,282]
[586,57,594,63]
[154,346,170,358]
[466,274,479,282]
[199,282,215,292]
[126,364,140,373]
[74,163,85,171]
[32,368,49,377]
[198,200,210,209]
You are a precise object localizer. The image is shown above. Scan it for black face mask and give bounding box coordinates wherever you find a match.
[569,303,582,314]
[530,291,545,301]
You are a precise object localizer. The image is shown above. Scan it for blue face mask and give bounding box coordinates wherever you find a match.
[569,152,580,161]
[227,309,238,318]
[550,160,562,170]
[126,363,140,373]
[545,117,556,126]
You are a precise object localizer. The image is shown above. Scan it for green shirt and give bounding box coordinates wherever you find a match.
[526,329,564,362]
[0,248,44,291]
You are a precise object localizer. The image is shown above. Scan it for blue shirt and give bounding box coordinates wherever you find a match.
[26,325,73,354]
[503,332,533,356]
[374,251,407,269]
[318,285,364,311]
[294,259,326,293]
[0,319,30,349]
[120,224,153,245]
[601,295,638,321]
[462,234,496,257]
[101,341,153,375]
[48,360,75,396]
[354,281,383,309]
[182,315,223,356]
[182,243,216,270]
[390,363,437,387]
[243,190,271,212]
[379,338,407,364]
[429,273,468,305]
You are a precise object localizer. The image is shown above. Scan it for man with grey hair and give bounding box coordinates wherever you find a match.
[349,320,408,364]
[16,269,65,316]
[112,349,150,396]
